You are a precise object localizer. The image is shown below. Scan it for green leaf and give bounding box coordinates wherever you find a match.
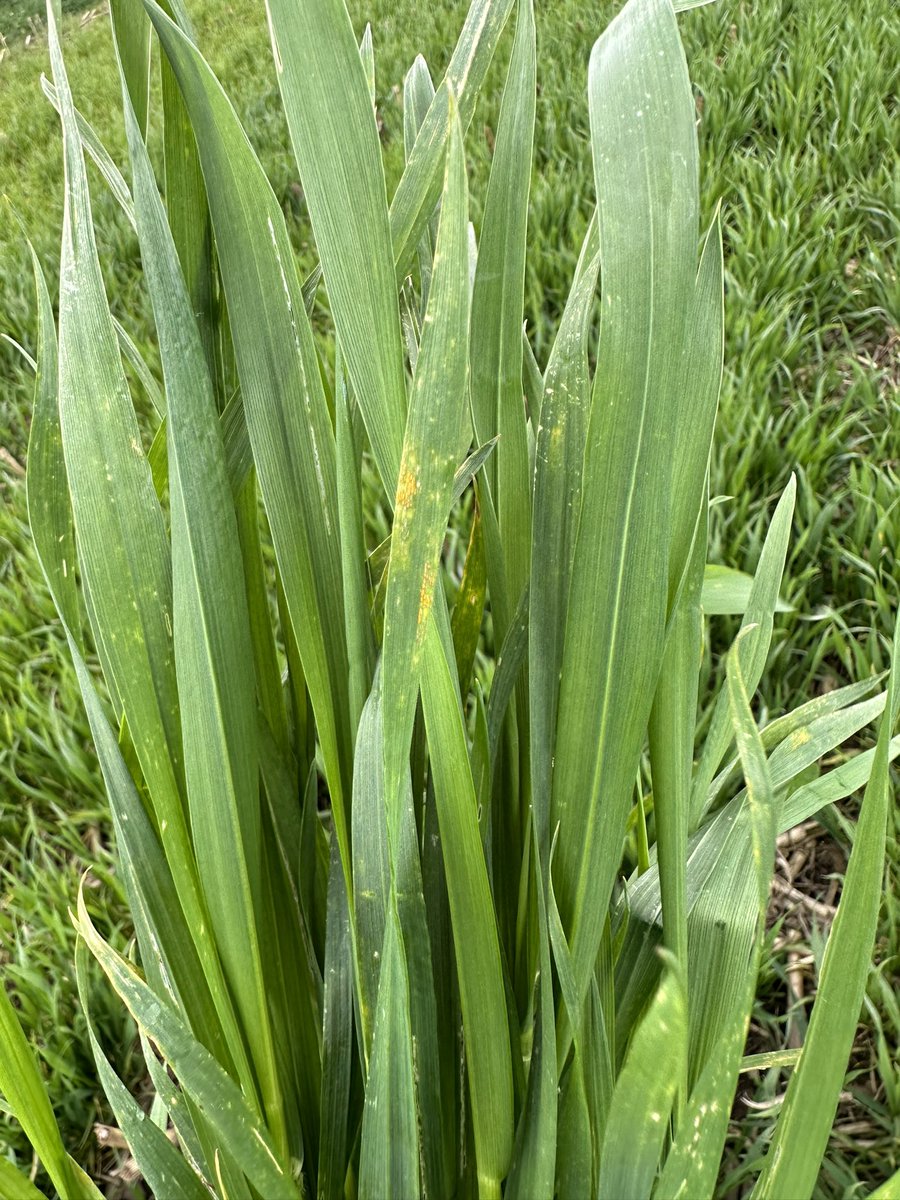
[382,101,470,821]
[470,0,536,614]
[143,0,354,886]
[265,0,407,495]
[550,0,701,1015]
[598,957,687,1200]
[318,836,355,1200]
[753,616,900,1198]
[421,624,513,1192]
[75,942,209,1200]
[109,0,151,137]
[701,563,793,616]
[358,906,420,1200]
[114,42,285,1151]
[0,1157,48,1200]
[46,3,253,1082]
[40,75,137,233]
[390,0,516,279]
[0,974,101,1200]
[74,892,301,1200]
[529,214,599,860]
[691,478,797,825]
[25,243,79,639]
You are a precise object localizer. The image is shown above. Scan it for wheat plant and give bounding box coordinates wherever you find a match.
[1,0,898,1195]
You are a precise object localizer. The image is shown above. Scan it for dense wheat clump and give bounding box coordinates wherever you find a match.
[0,0,897,1196]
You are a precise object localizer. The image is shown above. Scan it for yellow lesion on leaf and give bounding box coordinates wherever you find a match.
[418,559,437,627]
[789,728,811,749]
[395,457,420,510]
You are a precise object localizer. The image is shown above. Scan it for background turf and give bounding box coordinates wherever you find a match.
[0,0,897,1192]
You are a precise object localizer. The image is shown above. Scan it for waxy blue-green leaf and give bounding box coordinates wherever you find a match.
[48,0,187,904]
[26,240,238,1085]
[45,6,251,1079]
[382,103,470,823]
[529,216,599,861]
[691,477,797,825]
[470,0,535,618]
[390,0,515,278]
[550,0,700,1017]
[653,634,780,1200]
[114,34,285,1152]
[143,0,354,881]
[41,75,137,234]
[318,836,355,1200]
[753,617,900,1199]
[25,243,79,639]
[265,0,407,495]
[109,0,151,137]
[404,54,438,307]
[351,681,391,1060]
[647,213,722,1033]
[75,942,209,1200]
[598,958,687,1199]
[358,906,420,1200]
[74,891,301,1200]
[421,623,513,1192]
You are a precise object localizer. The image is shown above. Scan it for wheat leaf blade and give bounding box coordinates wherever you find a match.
[550,0,700,1011]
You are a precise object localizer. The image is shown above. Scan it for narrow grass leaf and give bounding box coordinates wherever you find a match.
[74,891,301,1200]
[702,564,792,616]
[550,0,700,1014]
[0,975,100,1200]
[108,0,151,137]
[529,216,599,860]
[597,957,687,1200]
[753,617,900,1199]
[655,638,779,1199]
[318,836,354,1200]
[74,942,209,1200]
[358,906,420,1200]
[390,0,515,278]
[143,0,354,881]
[25,243,79,639]
[421,624,513,1192]
[382,102,470,820]
[40,75,136,232]
[266,0,407,494]
[691,477,797,824]
[115,47,285,1149]
[470,0,535,612]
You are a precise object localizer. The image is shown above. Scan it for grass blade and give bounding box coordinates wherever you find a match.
[529,217,599,860]
[266,0,407,494]
[390,0,515,279]
[143,0,354,886]
[74,942,209,1200]
[421,624,513,1193]
[470,0,535,613]
[358,906,420,1200]
[0,974,101,1200]
[382,101,470,822]
[550,0,700,1014]
[691,477,797,825]
[75,890,301,1200]
[114,40,285,1152]
[753,617,900,1198]
[597,957,687,1200]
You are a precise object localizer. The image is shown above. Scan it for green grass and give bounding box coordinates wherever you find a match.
[0,0,897,1192]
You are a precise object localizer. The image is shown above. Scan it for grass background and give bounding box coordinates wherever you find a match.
[0,0,897,1193]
